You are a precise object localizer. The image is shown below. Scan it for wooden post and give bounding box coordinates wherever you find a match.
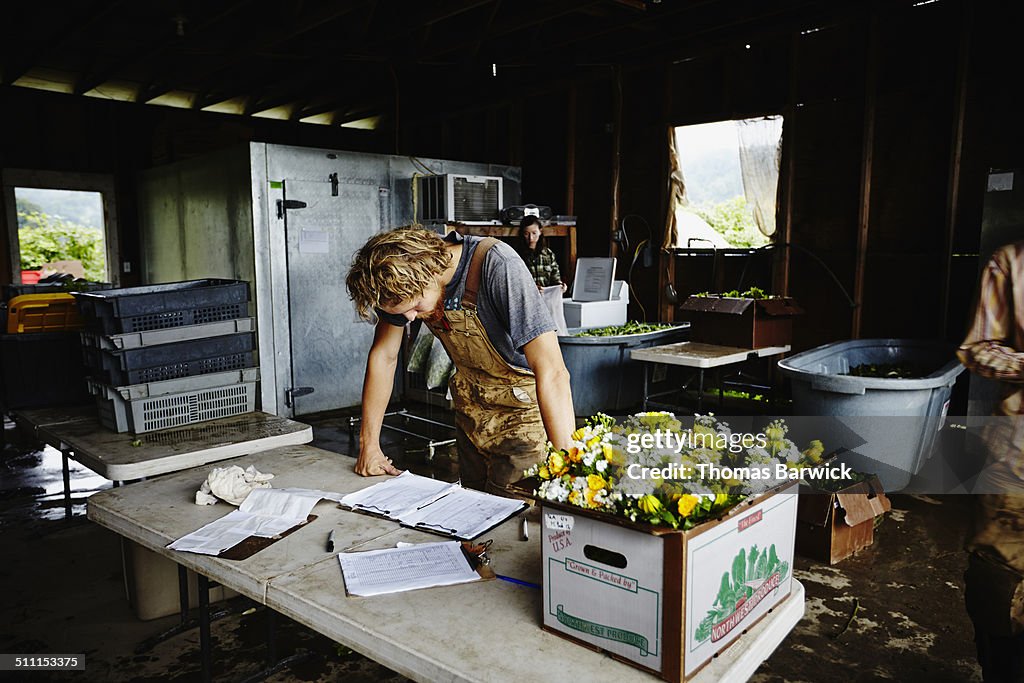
[775,31,799,298]
[566,85,577,216]
[941,0,973,339]
[610,66,623,260]
[852,12,880,339]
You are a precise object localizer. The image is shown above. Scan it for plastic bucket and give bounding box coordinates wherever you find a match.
[778,338,965,491]
[558,324,690,416]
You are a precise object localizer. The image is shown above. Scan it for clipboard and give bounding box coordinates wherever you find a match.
[337,540,493,598]
[401,501,527,542]
[217,514,317,561]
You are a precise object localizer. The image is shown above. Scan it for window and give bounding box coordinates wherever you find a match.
[3,170,119,285]
[668,116,783,249]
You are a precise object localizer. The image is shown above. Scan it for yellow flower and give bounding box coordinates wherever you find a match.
[802,440,824,463]
[602,443,614,460]
[548,452,566,475]
[638,494,662,515]
[587,474,607,491]
[572,427,587,441]
[569,490,582,505]
[677,494,699,518]
[713,493,730,507]
[538,465,550,480]
[584,487,600,507]
[586,435,601,448]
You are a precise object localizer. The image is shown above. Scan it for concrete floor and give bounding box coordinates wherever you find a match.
[0,406,983,683]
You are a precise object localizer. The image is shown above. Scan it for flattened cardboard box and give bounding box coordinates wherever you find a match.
[541,484,799,682]
[679,296,802,349]
[795,476,890,565]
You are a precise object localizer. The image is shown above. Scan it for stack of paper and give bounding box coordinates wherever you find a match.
[338,540,481,597]
[168,487,342,556]
[340,472,526,540]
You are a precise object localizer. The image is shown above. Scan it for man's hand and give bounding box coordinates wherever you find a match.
[355,443,401,477]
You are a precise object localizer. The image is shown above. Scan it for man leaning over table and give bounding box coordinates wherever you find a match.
[345,226,575,494]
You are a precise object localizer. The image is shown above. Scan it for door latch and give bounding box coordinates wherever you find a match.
[329,172,339,196]
[276,199,307,219]
[285,386,314,408]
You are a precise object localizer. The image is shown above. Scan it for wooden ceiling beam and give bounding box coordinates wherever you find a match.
[4,0,126,85]
[73,0,258,95]
[187,1,367,92]
[417,0,603,62]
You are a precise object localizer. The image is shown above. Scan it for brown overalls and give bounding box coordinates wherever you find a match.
[424,238,548,494]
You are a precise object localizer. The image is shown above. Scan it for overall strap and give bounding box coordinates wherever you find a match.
[463,238,499,310]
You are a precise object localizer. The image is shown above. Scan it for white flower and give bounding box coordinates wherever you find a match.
[596,459,609,473]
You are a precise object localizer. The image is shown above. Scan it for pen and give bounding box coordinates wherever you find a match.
[496,574,541,590]
[521,516,529,541]
[326,529,336,553]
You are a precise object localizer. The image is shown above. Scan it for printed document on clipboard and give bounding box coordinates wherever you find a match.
[339,471,526,540]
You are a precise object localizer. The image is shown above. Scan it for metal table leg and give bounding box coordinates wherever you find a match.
[696,369,705,413]
[61,449,72,519]
[199,574,212,683]
[642,364,649,411]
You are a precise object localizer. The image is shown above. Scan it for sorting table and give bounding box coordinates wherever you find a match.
[87,444,805,683]
[630,342,791,412]
[13,408,314,516]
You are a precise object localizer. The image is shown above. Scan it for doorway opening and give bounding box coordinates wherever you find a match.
[3,170,119,285]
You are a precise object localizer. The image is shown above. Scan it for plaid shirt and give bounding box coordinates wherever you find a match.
[520,247,562,288]
[958,240,1024,416]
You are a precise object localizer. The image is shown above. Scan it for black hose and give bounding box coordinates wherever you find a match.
[736,242,857,308]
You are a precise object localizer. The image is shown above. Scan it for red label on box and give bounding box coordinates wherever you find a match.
[738,509,762,531]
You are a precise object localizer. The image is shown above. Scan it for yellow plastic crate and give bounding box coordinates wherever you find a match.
[6,293,85,333]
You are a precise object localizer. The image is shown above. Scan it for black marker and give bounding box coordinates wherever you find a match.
[326,530,336,553]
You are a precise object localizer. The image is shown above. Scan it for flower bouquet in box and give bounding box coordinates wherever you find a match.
[523,412,828,530]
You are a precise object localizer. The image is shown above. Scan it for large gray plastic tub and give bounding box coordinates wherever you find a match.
[778,338,965,491]
[558,324,690,416]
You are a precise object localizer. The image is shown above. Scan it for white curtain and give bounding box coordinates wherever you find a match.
[736,115,783,238]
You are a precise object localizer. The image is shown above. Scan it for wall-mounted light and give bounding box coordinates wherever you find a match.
[492,63,497,77]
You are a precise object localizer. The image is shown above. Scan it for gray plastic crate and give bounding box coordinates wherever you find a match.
[82,331,256,385]
[80,317,254,350]
[74,279,249,334]
[88,368,260,434]
[777,338,965,491]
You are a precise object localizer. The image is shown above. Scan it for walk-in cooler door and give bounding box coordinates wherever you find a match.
[280,178,385,415]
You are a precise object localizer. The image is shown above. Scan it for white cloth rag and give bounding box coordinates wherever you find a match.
[195,465,274,506]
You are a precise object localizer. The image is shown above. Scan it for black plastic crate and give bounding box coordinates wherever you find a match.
[84,332,257,385]
[74,279,250,334]
[1,332,90,410]
[3,280,113,304]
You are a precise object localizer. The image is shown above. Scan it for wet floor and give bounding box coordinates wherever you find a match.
[0,408,983,682]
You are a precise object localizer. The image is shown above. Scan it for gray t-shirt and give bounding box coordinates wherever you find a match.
[379,232,554,369]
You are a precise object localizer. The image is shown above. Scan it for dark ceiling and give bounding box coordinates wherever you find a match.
[2,0,860,127]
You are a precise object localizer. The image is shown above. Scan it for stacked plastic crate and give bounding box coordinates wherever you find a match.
[74,279,260,434]
[0,283,109,410]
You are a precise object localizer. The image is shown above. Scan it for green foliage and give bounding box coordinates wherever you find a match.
[691,196,770,248]
[573,321,674,337]
[18,211,106,281]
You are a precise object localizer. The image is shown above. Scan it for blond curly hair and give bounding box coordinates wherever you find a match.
[346,227,453,321]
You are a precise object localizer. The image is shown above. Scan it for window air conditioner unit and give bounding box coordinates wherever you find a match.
[417,174,503,225]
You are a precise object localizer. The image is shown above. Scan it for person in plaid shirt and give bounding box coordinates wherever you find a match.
[517,216,567,292]
[958,239,1024,681]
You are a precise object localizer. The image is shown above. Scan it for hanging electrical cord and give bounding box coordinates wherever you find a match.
[626,238,649,321]
[735,242,857,308]
[619,214,653,321]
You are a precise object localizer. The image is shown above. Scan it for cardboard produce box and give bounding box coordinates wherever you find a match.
[541,484,798,682]
[679,296,802,348]
[795,476,890,565]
